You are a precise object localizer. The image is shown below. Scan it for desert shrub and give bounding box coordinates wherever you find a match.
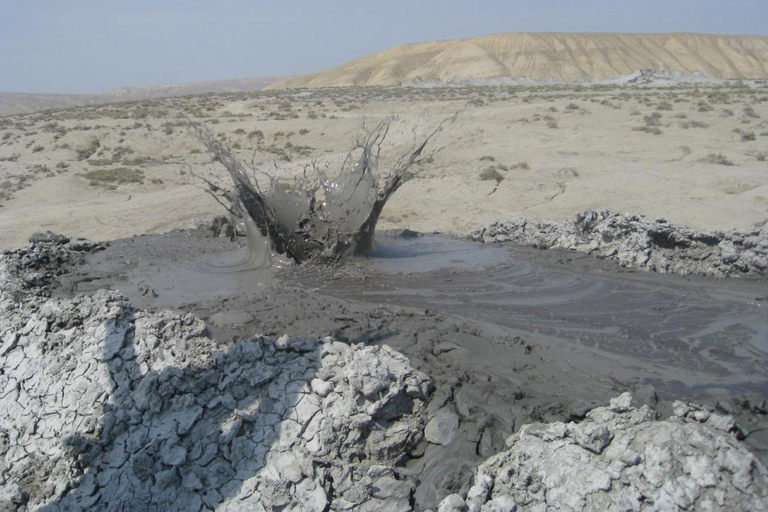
[299,128,310,135]
[479,156,495,162]
[720,108,734,117]
[643,112,662,127]
[511,162,529,170]
[633,126,662,135]
[87,158,114,166]
[28,164,51,175]
[32,145,44,153]
[697,101,713,112]
[656,101,673,111]
[741,131,756,141]
[2,132,11,140]
[743,106,759,118]
[681,121,709,129]
[0,154,20,162]
[122,156,156,166]
[702,153,733,166]
[111,146,135,162]
[479,167,505,184]
[233,128,246,135]
[546,120,558,129]
[76,138,100,160]
[265,145,291,161]
[756,152,767,162]
[82,167,144,186]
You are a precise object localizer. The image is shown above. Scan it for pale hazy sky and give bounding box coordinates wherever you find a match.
[1,0,766,94]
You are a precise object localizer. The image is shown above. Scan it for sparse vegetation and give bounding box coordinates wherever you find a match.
[681,120,709,129]
[81,167,144,187]
[702,153,734,166]
[743,106,759,119]
[741,131,756,142]
[76,138,101,160]
[479,167,505,184]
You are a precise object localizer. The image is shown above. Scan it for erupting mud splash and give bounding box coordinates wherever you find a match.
[188,118,447,267]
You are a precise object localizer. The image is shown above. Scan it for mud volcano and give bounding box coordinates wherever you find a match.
[1,123,767,510]
[187,118,443,267]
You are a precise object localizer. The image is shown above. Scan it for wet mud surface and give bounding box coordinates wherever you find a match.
[56,229,768,506]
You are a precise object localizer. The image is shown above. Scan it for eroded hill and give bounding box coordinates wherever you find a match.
[269,32,768,88]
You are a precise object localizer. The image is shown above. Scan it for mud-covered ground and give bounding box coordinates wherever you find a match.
[48,226,768,508]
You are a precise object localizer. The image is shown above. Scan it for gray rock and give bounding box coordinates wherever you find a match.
[438,494,468,512]
[473,210,768,277]
[444,392,768,511]
[29,231,69,245]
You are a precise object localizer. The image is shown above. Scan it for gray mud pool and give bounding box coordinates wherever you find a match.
[61,229,768,477]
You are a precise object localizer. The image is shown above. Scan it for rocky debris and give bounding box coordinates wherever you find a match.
[0,244,432,511]
[439,393,768,511]
[472,210,768,277]
[1,232,104,294]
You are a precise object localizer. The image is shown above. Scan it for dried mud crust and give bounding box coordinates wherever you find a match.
[473,209,768,278]
[1,238,434,511]
[439,394,768,512]
[2,233,767,511]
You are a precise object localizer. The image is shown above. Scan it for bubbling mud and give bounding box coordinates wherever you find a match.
[188,118,448,267]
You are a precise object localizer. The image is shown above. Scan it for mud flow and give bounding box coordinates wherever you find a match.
[59,228,768,499]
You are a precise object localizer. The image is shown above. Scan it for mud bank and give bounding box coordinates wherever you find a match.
[2,230,767,510]
[439,393,768,511]
[1,238,432,511]
[473,210,768,278]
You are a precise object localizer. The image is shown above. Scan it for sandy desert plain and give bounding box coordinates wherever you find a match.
[0,81,767,247]
[1,78,768,511]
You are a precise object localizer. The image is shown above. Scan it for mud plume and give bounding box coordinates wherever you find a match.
[188,118,446,266]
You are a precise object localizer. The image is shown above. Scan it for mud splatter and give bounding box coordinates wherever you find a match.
[188,117,450,266]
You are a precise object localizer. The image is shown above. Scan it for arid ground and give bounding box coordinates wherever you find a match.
[1,81,767,250]
[1,81,768,510]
